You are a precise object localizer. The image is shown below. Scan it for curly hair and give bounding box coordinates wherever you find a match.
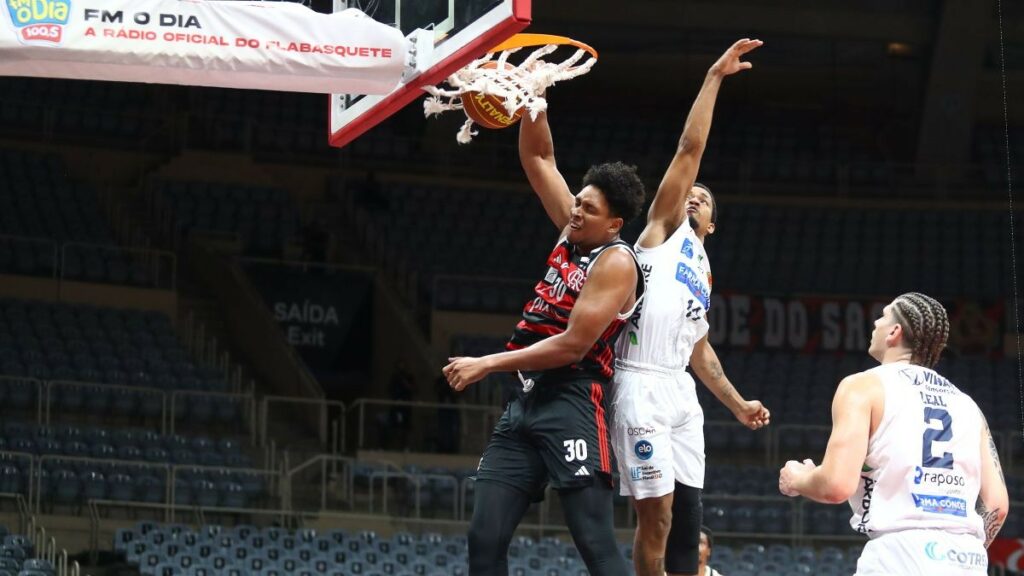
[891,292,950,369]
[582,162,646,224]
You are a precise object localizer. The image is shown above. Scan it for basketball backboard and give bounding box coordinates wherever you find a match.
[328,0,530,148]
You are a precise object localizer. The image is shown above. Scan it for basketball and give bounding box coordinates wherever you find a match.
[460,62,524,129]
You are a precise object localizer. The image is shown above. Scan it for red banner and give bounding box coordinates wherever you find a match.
[707,293,1005,356]
[988,538,1024,570]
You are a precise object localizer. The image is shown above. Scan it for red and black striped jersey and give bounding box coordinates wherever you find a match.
[507,237,644,383]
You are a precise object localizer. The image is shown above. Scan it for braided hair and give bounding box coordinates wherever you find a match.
[890,292,950,368]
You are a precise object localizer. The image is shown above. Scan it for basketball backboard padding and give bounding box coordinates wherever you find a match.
[328,0,530,148]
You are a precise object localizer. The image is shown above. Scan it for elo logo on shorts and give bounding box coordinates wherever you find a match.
[634,440,653,460]
[5,0,70,45]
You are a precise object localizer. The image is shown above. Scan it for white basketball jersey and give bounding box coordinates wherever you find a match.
[616,220,711,369]
[848,363,984,541]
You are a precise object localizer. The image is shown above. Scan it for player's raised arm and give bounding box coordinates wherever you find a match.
[638,38,762,248]
[977,414,1009,548]
[520,110,575,231]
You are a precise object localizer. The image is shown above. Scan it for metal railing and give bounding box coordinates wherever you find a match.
[0,492,31,534]
[43,380,256,441]
[33,454,172,516]
[259,396,346,455]
[371,469,459,519]
[707,420,774,467]
[0,234,177,292]
[0,375,44,424]
[0,234,58,279]
[29,520,81,576]
[188,242,323,400]
[181,310,247,394]
[348,398,503,455]
[282,454,355,513]
[169,390,257,438]
[770,423,833,465]
[0,452,34,517]
[168,464,281,518]
[773,424,1017,472]
[15,388,1024,478]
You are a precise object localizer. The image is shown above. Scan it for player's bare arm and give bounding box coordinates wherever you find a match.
[779,373,879,503]
[637,38,762,249]
[689,334,769,430]
[520,110,574,230]
[443,249,637,390]
[976,412,1009,548]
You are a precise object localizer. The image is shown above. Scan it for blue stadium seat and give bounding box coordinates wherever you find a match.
[52,469,79,505]
[21,559,54,575]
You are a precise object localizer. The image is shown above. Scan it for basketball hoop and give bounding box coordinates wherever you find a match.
[423,33,598,143]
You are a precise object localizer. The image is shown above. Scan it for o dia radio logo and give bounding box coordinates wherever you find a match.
[6,0,71,45]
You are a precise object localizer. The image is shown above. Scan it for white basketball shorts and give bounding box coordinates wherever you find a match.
[855,530,987,575]
[610,359,704,499]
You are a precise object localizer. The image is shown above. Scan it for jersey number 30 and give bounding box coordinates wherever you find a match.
[922,407,954,469]
[563,439,588,462]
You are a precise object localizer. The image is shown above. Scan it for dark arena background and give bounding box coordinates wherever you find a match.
[0,0,1020,575]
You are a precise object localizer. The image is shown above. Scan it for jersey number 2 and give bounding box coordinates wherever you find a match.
[922,407,954,469]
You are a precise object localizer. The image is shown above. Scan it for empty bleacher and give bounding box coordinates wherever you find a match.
[108,521,876,576]
[349,179,1017,319]
[150,180,300,257]
[0,78,162,145]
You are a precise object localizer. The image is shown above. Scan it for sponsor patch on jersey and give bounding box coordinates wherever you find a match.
[900,368,954,390]
[675,262,711,310]
[544,267,558,284]
[634,440,653,460]
[629,464,662,482]
[911,493,967,517]
[924,541,987,571]
[681,238,694,258]
[913,466,966,488]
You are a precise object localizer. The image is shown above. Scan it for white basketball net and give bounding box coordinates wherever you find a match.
[423,43,597,144]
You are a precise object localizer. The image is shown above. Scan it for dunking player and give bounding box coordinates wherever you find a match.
[608,39,770,576]
[513,39,769,576]
[779,293,1009,575]
[443,159,646,573]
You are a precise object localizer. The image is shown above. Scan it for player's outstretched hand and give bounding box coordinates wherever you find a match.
[779,458,815,497]
[735,399,770,430]
[709,38,763,78]
[443,356,491,392]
